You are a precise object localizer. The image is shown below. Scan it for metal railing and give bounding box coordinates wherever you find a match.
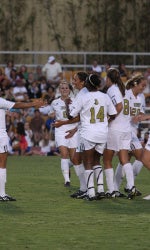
[0,51,150,70]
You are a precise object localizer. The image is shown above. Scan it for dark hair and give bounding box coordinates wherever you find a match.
[107,68,125,96]
[125,74,145,90]
[85,74,101,90]
[76,72,88,82]
[17,122,26,136]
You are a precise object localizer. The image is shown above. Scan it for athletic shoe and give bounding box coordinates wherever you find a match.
[96,192,106,199]
[127,186,136,200]
[135,189,142,196]
[2,195,16,201]
[143,194,150,200]
[64,182,70,187]
[115,191,126,198]
[70,190,87,199]
[105,191,116,198]
[0,196,4,202]
[124,187,142,196]
[83,195,97,201]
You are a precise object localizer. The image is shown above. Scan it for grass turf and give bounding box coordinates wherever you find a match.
[0,155,150,250]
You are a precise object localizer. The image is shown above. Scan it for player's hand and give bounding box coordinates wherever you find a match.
[53,120,65,128]
[65,128,77,139]
[31,98,45,108]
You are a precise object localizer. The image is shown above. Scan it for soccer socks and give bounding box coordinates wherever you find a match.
[114,163,124,191]
[0,168,6,197]
[122,163,134,190]
[61,159,70,183]
[132,160,143,178]
[93,165,104,193]
[73,164,87,192]
[104,168,115,193]
[85,170,95,198]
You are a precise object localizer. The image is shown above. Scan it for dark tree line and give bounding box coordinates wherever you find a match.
[0,0,149,65]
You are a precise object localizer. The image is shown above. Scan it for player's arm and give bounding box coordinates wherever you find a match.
[65,127,78,139]
[132,113,150,123]
[115,102,123,114]
[54,115,80,128]
[13,99,45,109]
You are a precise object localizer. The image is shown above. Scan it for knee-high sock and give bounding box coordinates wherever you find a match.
[61,159,70,183]
[122,163,134,190]
[114,163,124,191]
[104,168,115,193]
[93,165,104,193]
[132,160,143,178]
[0,168,6,197]
[74,164,87,192]
[85,170,95,198]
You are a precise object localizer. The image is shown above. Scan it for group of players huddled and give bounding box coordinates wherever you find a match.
[0,67,150,201]
[49,68,150,201]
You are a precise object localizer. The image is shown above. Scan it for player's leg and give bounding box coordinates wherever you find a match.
[93,150,105,199]
[0,137,16,201]
[59,145,70,186]
[82,143,96,200]
[103,148,116,196]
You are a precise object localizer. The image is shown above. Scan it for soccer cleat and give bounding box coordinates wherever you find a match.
[127,186,136,200]
[0,196,4,202]
[135,189,142,196]
[115,191,126,198]
[96,192,106,199]
[124,187,142,197]
[64,182,70,187]
[83,195,97,201]
[70,190,87,199]
[143,194,150,200]
[105,191,116,198]
[2,195,16,201]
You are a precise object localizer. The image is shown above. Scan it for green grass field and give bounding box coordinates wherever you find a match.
[0,156,150,250]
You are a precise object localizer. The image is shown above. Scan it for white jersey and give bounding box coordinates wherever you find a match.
[48,97,78,134]
[70,91,117,143]
[0,98,15,137]
[71,87,89,130]
[107,85,131,132]
[127,89,145,134]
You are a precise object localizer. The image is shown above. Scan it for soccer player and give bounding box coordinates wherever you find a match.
[103,68,137,199]
[48,81,78,187]
[54,72,88,198]
[69,74,117,200]
[0,97,44,201]
[114,74,147,196]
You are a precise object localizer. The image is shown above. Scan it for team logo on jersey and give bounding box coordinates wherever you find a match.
[134,103,141,107]
[94,99,99,105]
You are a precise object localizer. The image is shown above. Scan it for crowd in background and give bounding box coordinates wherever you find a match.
[0,57,150,156]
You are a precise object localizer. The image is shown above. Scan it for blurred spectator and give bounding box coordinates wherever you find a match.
[4,60,15,80]
[118,63,128,77]
[10,68,19,87]
[28,81,41,99]
[25,72,35,91]
[91,60,102,76]
[38,76,48,97]
[31,131,59,156]
[143,67,150,94]
[42,56,62,89]
[13,77,28,101]
[12,122,28,155]
[0,67,10,95]
[19,65,28,81]
[30,109,45,146]
[24,121,33,154]
[34,65,43,81]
